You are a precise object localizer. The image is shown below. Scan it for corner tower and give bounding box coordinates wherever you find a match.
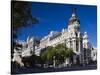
[67,8,84,64]
[68,8,80,34]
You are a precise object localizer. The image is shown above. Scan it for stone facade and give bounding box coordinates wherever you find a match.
[36,8,88,64]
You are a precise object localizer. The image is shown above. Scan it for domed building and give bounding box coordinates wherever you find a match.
[37,8,94,65]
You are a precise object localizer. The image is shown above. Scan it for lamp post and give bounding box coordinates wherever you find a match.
[53,56,56,68]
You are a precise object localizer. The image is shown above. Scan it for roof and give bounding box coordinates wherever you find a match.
[50,32,61,40]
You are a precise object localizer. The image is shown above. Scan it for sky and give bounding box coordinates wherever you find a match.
[17,2,97,47]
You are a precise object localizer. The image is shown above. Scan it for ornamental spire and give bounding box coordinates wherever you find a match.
[68,8,80,25]
[72,8,77,17]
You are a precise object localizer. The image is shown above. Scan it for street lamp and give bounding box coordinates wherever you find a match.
[53,56,56,68]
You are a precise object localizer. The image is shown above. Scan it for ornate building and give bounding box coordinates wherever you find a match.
[12,8,96,66]
[37,8,94,64]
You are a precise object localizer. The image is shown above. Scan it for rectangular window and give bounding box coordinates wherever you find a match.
[76,40,78,51]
